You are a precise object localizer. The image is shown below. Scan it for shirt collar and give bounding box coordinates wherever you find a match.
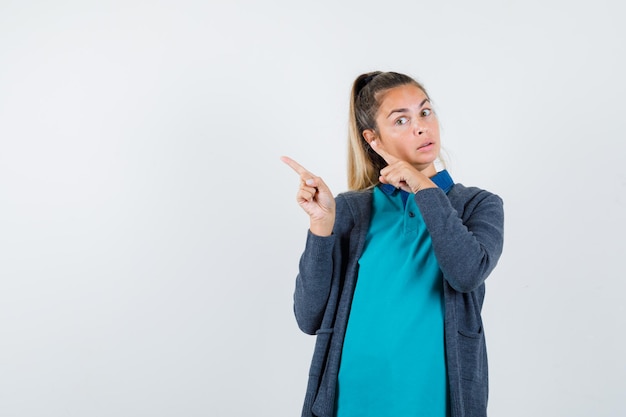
[431,169,454,193]
[379,169,455,196]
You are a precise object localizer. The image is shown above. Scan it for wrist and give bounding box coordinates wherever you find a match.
[310,219,334,237]
[412,178,437,193]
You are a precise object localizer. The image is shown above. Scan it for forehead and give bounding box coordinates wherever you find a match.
[377,84,428,111]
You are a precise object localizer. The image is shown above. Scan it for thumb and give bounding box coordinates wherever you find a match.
[308,176,331,194]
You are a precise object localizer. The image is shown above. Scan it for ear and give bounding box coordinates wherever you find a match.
[362,129,377,145]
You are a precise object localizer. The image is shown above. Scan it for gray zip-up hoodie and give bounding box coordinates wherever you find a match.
[294,183,504,417]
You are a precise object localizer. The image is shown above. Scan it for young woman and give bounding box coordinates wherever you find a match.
[282,71,504,417]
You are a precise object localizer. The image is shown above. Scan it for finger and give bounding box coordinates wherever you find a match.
[297,189,316,203]
[299,185,318,197]
[281,156,332,195]
[379,165,403,188]
[280,156,314,178]
[370,140,399,165]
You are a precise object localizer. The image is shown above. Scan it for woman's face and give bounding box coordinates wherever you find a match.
[365,84,440,172]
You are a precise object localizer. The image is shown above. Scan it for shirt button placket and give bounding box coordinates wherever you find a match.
[404,210,417,234]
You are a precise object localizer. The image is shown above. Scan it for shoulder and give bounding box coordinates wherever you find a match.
[336,188,373,202]
[336,189,373,211]
[448,183,502,205]
[448,183,504,219]
[334,189,373,225]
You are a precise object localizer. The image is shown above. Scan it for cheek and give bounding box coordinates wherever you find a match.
[431,120,441,136]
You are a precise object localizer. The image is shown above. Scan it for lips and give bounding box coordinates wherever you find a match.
[417,141,434,150]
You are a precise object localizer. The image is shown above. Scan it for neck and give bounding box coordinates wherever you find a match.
[415,162,437,177]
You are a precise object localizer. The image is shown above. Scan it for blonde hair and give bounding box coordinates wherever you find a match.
[347,71,431,190]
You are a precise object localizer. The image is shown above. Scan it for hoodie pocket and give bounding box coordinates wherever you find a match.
[457,327,484,381]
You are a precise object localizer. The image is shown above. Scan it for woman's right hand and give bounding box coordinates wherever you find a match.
[281,156,336,237]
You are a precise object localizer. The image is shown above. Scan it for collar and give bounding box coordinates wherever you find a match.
[379,169,455,196]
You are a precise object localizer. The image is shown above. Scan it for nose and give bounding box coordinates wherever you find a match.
[413,119,425,135]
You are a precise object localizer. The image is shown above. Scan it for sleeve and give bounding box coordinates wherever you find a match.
[414,187,504,293]
[292,194,352,335]
[293,231,336,335]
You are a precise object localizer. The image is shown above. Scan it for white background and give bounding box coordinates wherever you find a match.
[1,0,624,416]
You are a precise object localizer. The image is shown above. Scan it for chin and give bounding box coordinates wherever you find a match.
[415,156,438,166]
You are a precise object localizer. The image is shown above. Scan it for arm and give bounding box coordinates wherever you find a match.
[292,193,356,335]
[293,231,336,335]
[415,187,504,292]
[281,156,337,334]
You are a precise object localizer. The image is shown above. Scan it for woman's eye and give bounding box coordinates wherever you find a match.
[395,117,408,125]
[421,109,432,117]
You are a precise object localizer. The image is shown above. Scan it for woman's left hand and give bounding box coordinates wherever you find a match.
[370,140,436,193]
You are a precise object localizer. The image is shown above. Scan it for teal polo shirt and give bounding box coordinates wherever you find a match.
[335,171,453,417]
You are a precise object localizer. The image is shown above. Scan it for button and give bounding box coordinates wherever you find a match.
[409,212,415,217]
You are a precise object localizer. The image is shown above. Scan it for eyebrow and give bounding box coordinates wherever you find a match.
[386,98,430,118]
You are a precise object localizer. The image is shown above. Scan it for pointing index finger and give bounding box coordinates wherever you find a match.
[280,156,313,177]
[370,140,398,165]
